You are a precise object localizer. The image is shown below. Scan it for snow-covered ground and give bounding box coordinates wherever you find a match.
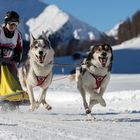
[0,74,140,140]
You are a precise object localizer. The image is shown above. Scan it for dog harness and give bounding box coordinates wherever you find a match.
[36,75,48,86]
[80,63,107,89]
[90,73,106,89]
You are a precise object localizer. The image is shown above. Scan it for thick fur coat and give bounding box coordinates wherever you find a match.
[18,33,54,111]
[72,43,113,118]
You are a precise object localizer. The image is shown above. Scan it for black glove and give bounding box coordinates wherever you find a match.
[11,48,21,63]
[0,47,3,58]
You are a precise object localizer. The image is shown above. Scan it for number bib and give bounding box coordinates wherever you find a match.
[0,47,13,58]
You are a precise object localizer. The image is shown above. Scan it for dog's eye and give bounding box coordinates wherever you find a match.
[35,46,38,49]
[97,48,102,52]
[107,49,111,53]
[105,47,111,52]
[43,46,46,48]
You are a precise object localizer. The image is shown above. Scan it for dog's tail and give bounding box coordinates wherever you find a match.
[68,67,80,82]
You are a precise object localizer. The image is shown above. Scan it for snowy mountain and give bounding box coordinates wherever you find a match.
[0,0,104,42]
[0,0,46,40]
[105,21,124,40]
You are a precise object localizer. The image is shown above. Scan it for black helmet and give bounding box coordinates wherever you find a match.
[4,11,20,23]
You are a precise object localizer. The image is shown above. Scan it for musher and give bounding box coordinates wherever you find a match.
[0,11,28,110]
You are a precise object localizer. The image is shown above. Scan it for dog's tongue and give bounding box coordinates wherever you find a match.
[99,58,107,65]
[39,56,44,63]
[102,58,107,64]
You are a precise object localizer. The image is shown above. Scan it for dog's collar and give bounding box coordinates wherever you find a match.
[36,75,48,86]
[34,60,53,67]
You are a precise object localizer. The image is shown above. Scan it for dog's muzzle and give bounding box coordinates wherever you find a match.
[36,54,46,63]
[99,57,108,66]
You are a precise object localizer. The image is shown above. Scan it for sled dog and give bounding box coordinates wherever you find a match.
[71,43,113,116]
[18,33,54,111]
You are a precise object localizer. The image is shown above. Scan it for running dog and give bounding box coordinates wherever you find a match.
[18,33,54,111]
[71,43,113,117]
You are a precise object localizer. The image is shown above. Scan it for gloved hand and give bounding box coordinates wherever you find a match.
[11,48,21,63]
[0,47,2,58]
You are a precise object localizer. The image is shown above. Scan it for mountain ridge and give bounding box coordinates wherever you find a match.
[0,0,103,42]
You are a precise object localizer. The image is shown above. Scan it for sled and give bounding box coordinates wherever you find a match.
[0,63,29,105]
[0,91,29,102]
[0,92,29,111]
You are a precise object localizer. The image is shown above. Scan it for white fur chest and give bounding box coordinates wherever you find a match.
[27,61,53,87]
[88,65,108,76]
[31,61,53,76]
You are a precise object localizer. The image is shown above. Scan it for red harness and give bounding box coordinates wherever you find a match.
[91,74,106,89]
[36,75,48,86]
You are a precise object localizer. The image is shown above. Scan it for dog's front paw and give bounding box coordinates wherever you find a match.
[29,102,38,112]
[44,104,52,111]
[96,96,106,107]
[100,98,106,107]
[86,114,95,121]
[29,105,35,112]
[85,108,91,114]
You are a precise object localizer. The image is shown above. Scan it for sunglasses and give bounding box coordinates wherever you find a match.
[7,21,18,26]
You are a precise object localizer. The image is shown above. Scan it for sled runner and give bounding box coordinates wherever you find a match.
[0,91,29,102]
[0,93,29,111]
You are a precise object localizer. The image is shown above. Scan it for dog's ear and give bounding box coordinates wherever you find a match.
[42,31,50,40]
[110,47,113,62]
[42,31,47,40]
[30,33,35,46]
[108,45,113,72]
[87,52,93,61]
[87,46,94,61]
[42,31,51,49]
[109,52,113,72]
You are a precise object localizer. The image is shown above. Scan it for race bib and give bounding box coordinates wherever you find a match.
[0,47,13,58]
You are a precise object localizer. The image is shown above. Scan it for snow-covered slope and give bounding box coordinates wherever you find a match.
[113,37,140,50]
[105,21,124,40]
[0,0,103,41]
[112,37,140,73]
[53,36,140,74]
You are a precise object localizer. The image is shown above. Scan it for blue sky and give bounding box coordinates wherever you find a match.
[43,0,140,32]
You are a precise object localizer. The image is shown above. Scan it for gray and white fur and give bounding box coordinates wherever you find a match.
[71,43,113,119]
[18,33,54,111]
